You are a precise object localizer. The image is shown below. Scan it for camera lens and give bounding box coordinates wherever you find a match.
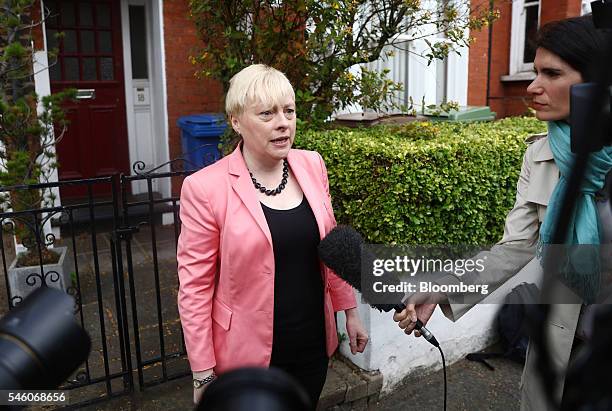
[0,287,91,389]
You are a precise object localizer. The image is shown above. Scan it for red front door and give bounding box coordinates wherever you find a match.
[46,0,130,198]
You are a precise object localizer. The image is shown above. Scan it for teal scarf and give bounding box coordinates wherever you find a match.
[538,121,612,302]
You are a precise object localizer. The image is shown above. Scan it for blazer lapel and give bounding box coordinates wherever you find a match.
[288,151,327,240]
[228,146,273,247]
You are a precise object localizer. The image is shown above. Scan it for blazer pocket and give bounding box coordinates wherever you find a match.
[212,298,233,331]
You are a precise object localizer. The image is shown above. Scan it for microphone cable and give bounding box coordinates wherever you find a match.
[438,345,447,411]
[317,226,448,410]
[415,319,446,411]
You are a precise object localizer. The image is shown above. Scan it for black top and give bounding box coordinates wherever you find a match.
[261,197,326,360]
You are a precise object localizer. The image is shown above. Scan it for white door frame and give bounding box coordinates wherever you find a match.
[120,0,170,197]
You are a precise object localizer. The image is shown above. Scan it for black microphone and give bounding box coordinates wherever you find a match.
[318,225,439,347]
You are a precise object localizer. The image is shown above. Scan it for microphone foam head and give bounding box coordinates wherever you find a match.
[318,225,404,313]
[318,225,364,291]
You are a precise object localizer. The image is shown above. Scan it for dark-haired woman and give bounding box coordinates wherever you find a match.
[394,15,612,410]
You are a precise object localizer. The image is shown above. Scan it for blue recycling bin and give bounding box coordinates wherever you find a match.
[177,113,227,169]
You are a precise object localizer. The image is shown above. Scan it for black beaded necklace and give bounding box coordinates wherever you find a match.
[249,159,289,196]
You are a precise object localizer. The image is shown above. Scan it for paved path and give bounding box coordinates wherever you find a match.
[374,346,522,411]
[73,345,522,411]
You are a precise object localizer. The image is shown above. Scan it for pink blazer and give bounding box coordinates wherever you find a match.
[177,146,357,373]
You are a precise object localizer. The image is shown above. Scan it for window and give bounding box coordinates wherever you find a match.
[509,0,540,75]
[129,5,148,79]
[44,0,116,82]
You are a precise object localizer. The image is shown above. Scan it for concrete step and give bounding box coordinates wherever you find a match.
[51,192,175,229]
[319,355,383,411]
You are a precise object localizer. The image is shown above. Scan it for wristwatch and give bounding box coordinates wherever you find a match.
[193,372,216,389]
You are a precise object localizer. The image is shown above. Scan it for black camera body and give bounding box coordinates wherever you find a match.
[570,1,612,153]
[570,83,612,153]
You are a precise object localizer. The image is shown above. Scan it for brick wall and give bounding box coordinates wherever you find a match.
[466,0,491,107]
[467,0,582,118]
[163,1,223,194]
[33,3,44,50]
[468,0,515,117]
[540,0,581,22]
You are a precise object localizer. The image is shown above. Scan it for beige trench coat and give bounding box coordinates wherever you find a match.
[436,133,602,410]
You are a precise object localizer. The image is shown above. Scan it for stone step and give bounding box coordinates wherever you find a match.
[51,192,175,229]
[318,355,383,411]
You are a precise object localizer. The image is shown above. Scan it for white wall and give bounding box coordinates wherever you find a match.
[335,260,543,392]
[336,296,497,392]
[337,37,469,117]
[333,0,471,116]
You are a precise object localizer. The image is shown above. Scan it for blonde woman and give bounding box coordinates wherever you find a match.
[177,64,368,408]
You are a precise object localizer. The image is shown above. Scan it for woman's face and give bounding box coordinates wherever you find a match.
[231,96,296,164]
[527,47,583,122]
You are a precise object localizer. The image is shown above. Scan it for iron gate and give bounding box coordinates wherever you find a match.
[0,158,209,408]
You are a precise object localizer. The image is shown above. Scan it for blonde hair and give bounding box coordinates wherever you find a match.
[225,64,295,117]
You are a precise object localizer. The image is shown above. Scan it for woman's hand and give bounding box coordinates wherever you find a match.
[193,369,215,405]
[393,291,443,337]
[393,303,437,337]
[344,307,369,354]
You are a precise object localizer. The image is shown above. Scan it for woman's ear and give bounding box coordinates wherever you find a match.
[230,115,240,135]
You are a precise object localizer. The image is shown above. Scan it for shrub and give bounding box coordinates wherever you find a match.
[1,0,75,262]
[189,0,495,124]
[294,117,546,244]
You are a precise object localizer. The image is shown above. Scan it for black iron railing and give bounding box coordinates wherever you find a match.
[0,153,215,408]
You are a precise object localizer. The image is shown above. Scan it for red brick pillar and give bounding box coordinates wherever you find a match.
[163,1,223,195]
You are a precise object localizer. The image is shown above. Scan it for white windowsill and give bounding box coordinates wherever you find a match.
[501,71,536,82]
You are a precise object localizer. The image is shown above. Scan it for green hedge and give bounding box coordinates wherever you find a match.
[294,117,546,245]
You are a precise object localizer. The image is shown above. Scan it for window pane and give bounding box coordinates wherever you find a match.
[100,57,114,80]
[46,29,58,50]
[129,5,149,79]
[49,60,61,81]
[80,30,95,54]
[63,30,77,53]
[96,3,111,27]
[60,1,75,26]
[64,57,79,80]
[98,31,112,54]
[523,4,539,63]
[83,57,97,80]
[79,2,93,26]
[44,1,59,27]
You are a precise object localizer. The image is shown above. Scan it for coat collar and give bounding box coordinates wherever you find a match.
[533,137,554,162]
[525,133,554,162]
[227,145,327,246]
[525,134,558,206]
